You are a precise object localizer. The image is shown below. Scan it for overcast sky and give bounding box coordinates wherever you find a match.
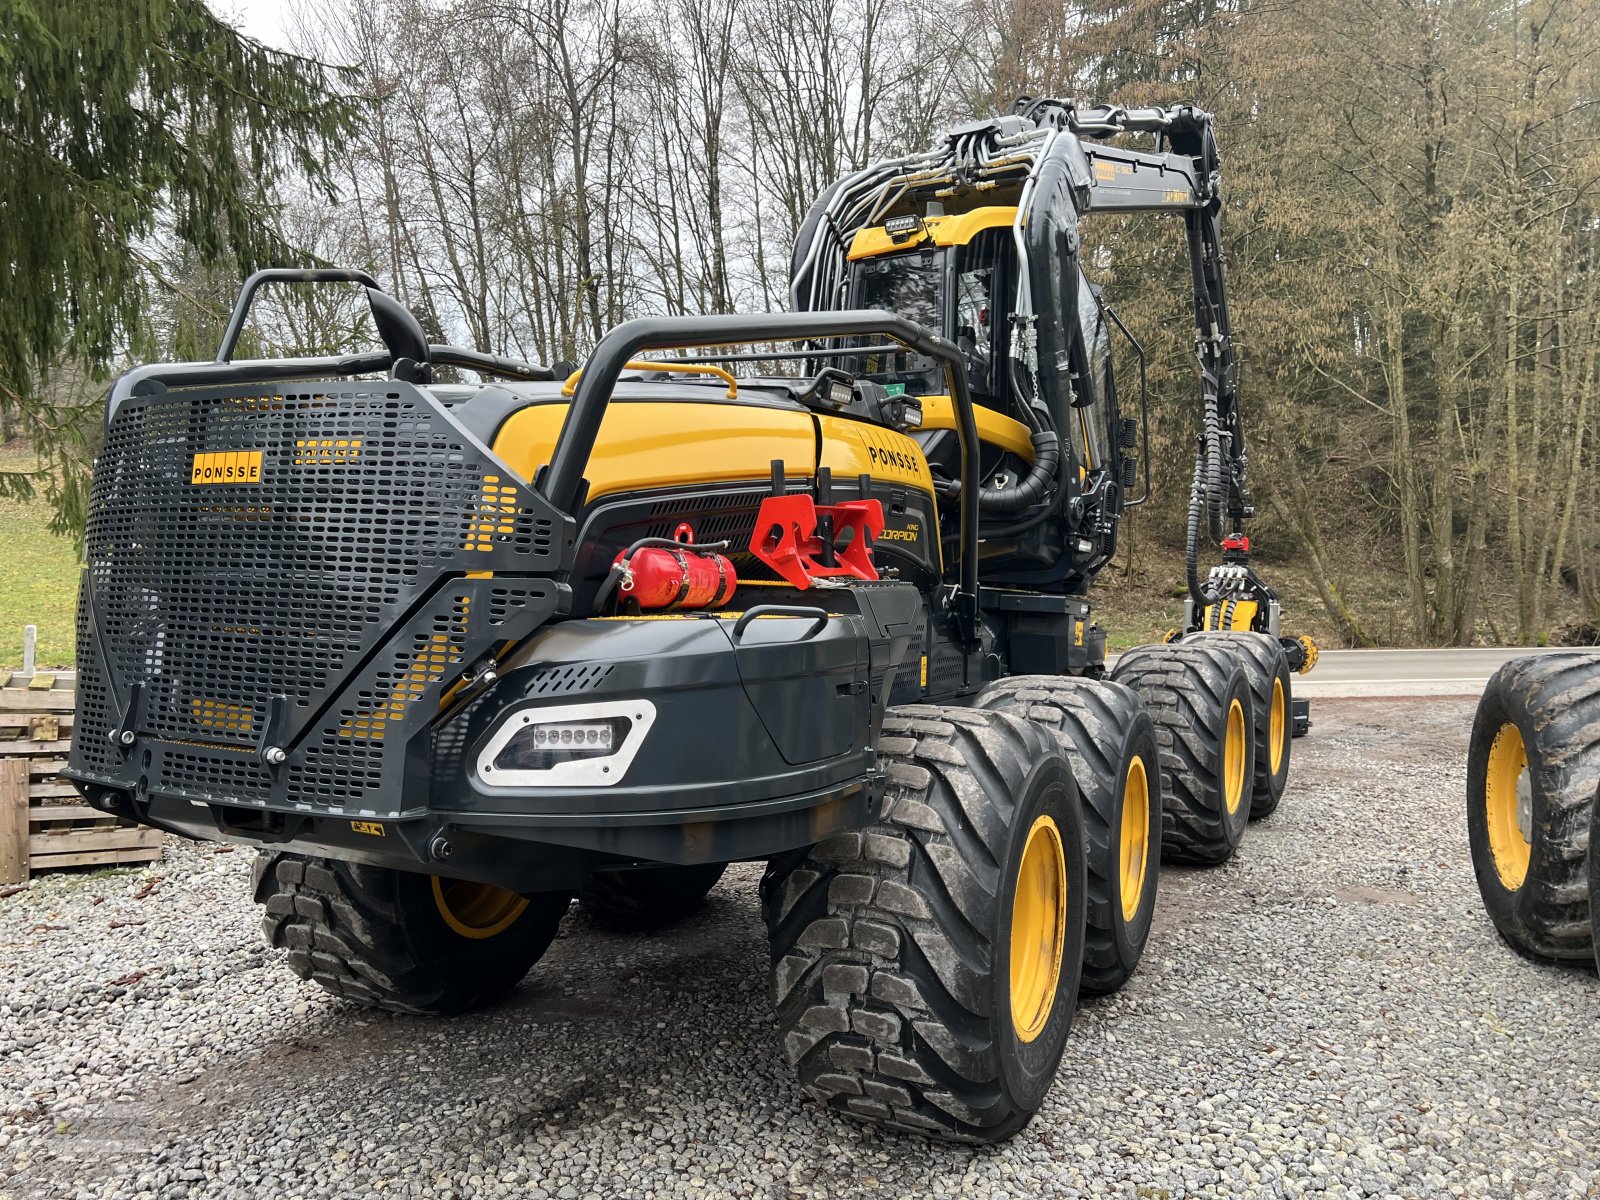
[216,0,298,51]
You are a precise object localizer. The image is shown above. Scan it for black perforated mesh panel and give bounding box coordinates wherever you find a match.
[68,380,569,814]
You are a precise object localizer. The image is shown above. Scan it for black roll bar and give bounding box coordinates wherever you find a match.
[216,268,381,363]
[539,310,982,641]
[110,352,395,414]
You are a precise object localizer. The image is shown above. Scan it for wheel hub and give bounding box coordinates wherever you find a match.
[1269,677,1286,776]
[1010,815,1067,1043]
[1119,757,1150,923]
[1223,698,1247,815]
[431,876,530,939]
[1484,721,1532,890]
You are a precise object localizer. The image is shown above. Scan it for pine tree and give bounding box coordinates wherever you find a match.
[0,0,358,522]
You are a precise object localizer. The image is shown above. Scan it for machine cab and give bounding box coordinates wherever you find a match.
[824,191,1126,589]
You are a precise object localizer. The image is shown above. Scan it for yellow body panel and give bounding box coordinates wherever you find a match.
[914,394,1036,463]
[491,401,816,501]
[847,205,1019,261]
[816,414,937,494]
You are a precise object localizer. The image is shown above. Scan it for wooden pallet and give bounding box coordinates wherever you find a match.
[1,681,163,883]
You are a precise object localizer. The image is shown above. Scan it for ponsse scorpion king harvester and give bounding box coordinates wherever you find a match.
[67,98,1314,1141]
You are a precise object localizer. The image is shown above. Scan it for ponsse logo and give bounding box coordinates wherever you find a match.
[856,428,925,482]
[190,450,263,485]
[865,442,921,473]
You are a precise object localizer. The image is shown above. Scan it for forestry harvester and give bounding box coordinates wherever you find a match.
[67,97,1315,1141]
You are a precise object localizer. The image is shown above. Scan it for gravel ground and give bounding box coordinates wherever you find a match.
[3,697,1598,1200]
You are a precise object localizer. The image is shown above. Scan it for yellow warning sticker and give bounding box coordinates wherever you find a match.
[349,820,386,837]
[190,450,262,485]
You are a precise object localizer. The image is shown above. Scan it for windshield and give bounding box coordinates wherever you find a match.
[847,249,945,392]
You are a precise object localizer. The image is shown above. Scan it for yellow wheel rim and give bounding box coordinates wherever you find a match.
[1484,721,1532,891]
[431,876,529,940]
[1010,814,1067,1043]
[1119,756,1151,923]
[1269,676,1286,776]
[1223,698,1247,815]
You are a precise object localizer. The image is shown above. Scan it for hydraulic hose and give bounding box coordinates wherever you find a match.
[1202,398,1225,542]
[1007,356,1048,433]
[944,430,1062,515]
[1185,447,1208,607]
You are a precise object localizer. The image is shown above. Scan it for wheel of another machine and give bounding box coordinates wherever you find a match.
[1466,652,1600,963]
[253,853,571,1014]
[763,705,1087,1142]
[1182,631,1292,819]
[1590,790,1600,975]
[974,676,1161,996]
[579,862,727,927]
[1111,643,1254,866]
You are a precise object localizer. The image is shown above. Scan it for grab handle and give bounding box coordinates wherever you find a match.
[731,605,830,641]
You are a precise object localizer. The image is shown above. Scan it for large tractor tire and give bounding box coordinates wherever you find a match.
[764,705,1087,1142]
[974,676,1161,996]
[1466,652,1600,963]
[579,862,727,927]
[1183,631,1293,819]
[253,853,570,1014]
[1111,643,1254,865]
[1591,794,1600,974]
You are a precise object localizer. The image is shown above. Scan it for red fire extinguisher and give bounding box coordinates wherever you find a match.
[601,530,736,612]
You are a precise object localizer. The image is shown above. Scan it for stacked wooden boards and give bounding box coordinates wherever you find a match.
[1,674,163,883]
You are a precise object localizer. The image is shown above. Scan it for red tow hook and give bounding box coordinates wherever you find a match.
[749,494,884,590]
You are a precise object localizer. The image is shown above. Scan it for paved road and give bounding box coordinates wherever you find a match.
[1294,645,1586,698]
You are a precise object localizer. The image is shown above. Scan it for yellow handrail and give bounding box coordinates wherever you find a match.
[562,360,738,399]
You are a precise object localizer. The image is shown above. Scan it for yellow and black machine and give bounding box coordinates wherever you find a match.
[67,97,1313,1141]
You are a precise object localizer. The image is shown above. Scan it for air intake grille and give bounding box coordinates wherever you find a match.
[68,380,568,813]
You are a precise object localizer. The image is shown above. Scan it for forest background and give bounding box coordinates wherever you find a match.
[4,0,1597,664]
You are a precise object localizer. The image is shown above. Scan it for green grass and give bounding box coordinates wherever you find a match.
[0,444,81,670]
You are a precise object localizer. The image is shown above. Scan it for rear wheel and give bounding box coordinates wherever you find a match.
[1183,631,1292,818]
[975,676,1161,995]
[253,853,570,1014]
[1111,644,1254,865]
[579,862,727,927]
[1466,653,1600,962]
[764,705,1087,1142]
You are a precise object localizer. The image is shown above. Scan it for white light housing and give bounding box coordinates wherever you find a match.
[476,699,656,788]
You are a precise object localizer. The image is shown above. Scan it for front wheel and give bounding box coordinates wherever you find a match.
[254,853,571,1014]
[764,705,1087,1142]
